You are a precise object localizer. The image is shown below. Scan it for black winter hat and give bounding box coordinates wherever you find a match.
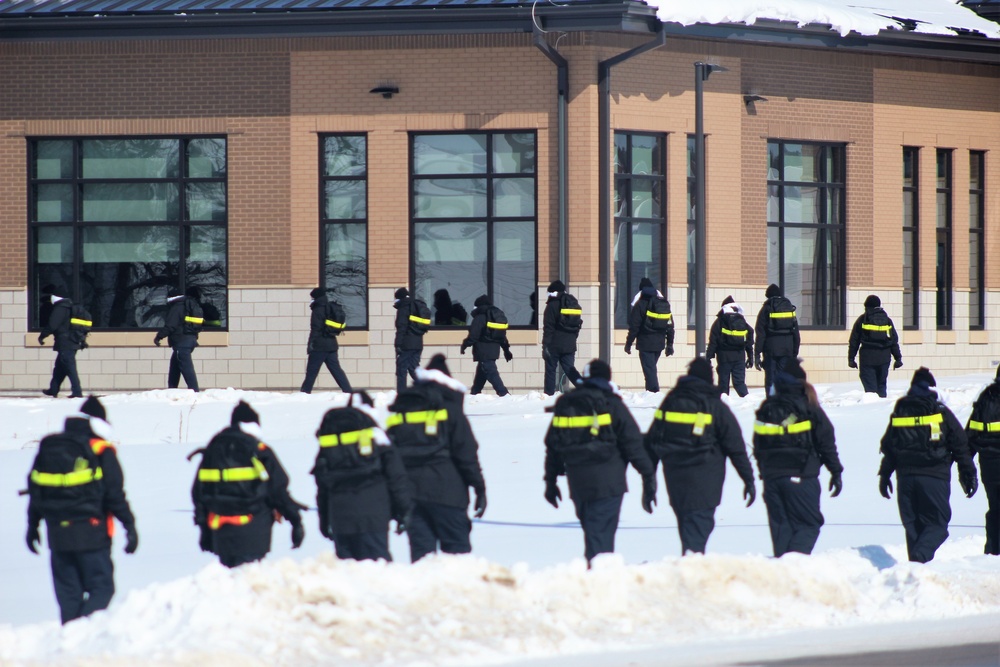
[784,358,807,381]
[350,390,374,408]
[79,395,107,422]
[167,286,182,299]
[911,367,936,388]
[231,400,260,427]
[394,287,409,300]
[721,295,735,306]
[639,277,654,290]
[765,284,782,298]
[547,280,565,293]
[474,294,492,308]
[687,357,714,384]
[310,287,324,299]
[426,353,451,377]
[995,364,1000,381]
[864,294,881,309]
[582,359,612,381]
[185,286,201,300]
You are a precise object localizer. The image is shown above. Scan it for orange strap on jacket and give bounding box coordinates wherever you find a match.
[207,512,253,530]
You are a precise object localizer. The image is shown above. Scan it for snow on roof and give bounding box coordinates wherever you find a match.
[645,0,1000,38]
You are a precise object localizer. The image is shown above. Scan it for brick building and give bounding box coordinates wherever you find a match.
[0,0,998,392]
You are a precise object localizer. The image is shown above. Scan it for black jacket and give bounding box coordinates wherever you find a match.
[542,292,580,355]
[754,297,800,360]
[879,385,975,481]
[646,376,755,511]
[625,287,674,353]
[394,296,424,351]
[968,380,1000,482]
[706,304,754,363]
[157,296,199,348]
[27,417,136,552]
[848,307,902,366]
[40,298,80,352]
[463,300,511,362]
[544,378,655,503]
[753,382,842,481]
[307,295,338,354]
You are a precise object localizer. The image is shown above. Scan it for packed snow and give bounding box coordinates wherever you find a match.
[1,371,999,666]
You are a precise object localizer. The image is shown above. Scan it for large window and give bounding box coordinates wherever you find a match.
[410,132,536,327]
[29,137,227,330]
[903,147,920,329]
[969,150,985,330]
[936,149,953,330]
[766,141,845,328]
[613,132,666,328]
[321,134,368,328]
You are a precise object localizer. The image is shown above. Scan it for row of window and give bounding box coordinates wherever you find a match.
[27,134,987,333]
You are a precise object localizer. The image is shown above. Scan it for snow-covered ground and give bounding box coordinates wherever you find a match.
[1,371,998,666]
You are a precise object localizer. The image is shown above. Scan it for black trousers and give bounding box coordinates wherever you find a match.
[50,547,115,624]
[717,359,748,397]
[897,474,951,563]
[762,355,792,396]
[673,508,717,554]
[984,480,1000,556]
[572,494,623,562]
[301,349,352,393]
[333,531,391,562]
[396,349,422,393]
[218,551,265,569]
[544,351,582,395]
[48,349,82,397]
[470,360,508,396]
[406,501,471,563]
[859,362,890,398]
[638,349,661,392]
[168,343,199,391]
[763,476,824,557]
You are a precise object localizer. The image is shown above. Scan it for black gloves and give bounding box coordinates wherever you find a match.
[665,345,674,357]
[26,524,41,554]
[544,479,562,509]
[153,336,163,347]
[474,488,487,518]
[828,472,843,498]
[893,359,904,370]
[395,507,413,535]
[504,348,513,363]
[745,358,753,370]
[641,474,657,514]
[754,355,763,371]
[959,468,979,499]
[291,521,305,549]
[624,342,632,355]
[460,342,469,355]
[848,359,858,369]
[879,474,893,499]
[743,480,756,507]
[199,525,213,552]
[124,525,139,554]
[37,334,46,346]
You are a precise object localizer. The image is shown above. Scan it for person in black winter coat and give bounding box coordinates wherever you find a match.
[544,359,657,563]
[848,294,903,398]
[645,358,756,554]
[300,287,352,394]
[624,278,675,392]
[312,391,413,561]
[879,367,978,563]
[542,280,583,395]
[967,364,1000,555]
[39,285,84,398]
[26,396,138,624]
[461,294,513,396]
[192,401,305,568]
[386,354,487,562]
[154,286,202,392]
[753,358,843,557]
[706,295,755,397]
[754,284,801,396]
[393,287,427,393]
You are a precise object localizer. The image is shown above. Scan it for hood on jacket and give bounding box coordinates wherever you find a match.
[631,287,664,307]
[719,302,745,317]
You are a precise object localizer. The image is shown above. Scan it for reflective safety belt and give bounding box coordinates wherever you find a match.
[206,319,222,327]
[753,420,812,436]
[409,314,431,326]
[387,409,448,436]
[551,413,612,436]
[198,456,269,483]
[207,512,252,530]
[560,308,582,316]
[319,428,376,455]
[31,462,103,488]
[487,321,508,330]
[655,410,713,436]
[969,420,1000,433]
[646,310,672,321]
[769,312,795,319]
[325,318,346,332]
[70,317,92,328]
[721,327,748,338]
[862,323,892,333]
[185,316,205,325]
[891,413,944,440]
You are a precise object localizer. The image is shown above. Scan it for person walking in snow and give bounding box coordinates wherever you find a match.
[25,396,138,624]
[879,367,977,563]
[967,364,1000,555]
[544,359,657,563]
[706,295,755,397]
[624,278,674,393]
[38,284,85,399]
[300,287,352,394]
[847,294,903,398]
[312,391,413,561]
[754,284,800,396]
[386,354,487,562]
[541,280,583,395]
[753,358,843,557]
[645,358,756,554]
[191,401,306,568]
[460,294,513,396]
[153,286,203,392]
[393,287,430,393]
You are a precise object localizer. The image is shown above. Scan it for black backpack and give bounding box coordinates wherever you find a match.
[324,300,347,337]
[556,293,583,333]
[183,298,205,336]
[887,396,950,468]
[861,309,893,348]
[407,299,432,336]
[644,298,673,332]
[752,395,814,468]
[719,312,751,351]
[969,385,1000,448]
[386,386,449,467]
[201,302,222,328]
[194,430,270,516]
[646,388,716,463]
[766,296,797,334]
[69,303,93,348]
[312,407,383,486]
[29,431,104,520]
[481,306,509,344]
[548,389,618,466]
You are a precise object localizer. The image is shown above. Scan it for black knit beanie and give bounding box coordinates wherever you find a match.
[765,284,781,298]
[231,400,260,427]
[582,359,612,381]
[639,277,654,290]
[310,287,324,299]
[547,280,565,293]
[911,367,936,388]
[394,287,409,300]
[426,354,451,377]
[864,294,881,309]
[721,295,735,306]
[80,395,107,422]
[687,358,714,384]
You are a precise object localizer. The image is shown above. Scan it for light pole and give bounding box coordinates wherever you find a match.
[694,61,727,358]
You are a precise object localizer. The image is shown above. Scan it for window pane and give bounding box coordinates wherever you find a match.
[936,192,949,229]
[188,225,228,329]
[631,135,659,175]
[34,140,73,179]
[615,177,628,218]
[631,180,662,219]
[783,143,819,182]
[767,226,780,286]
[414,222,487,316]
[414,178,486,218]
[493,133,535,174]
[613,221,662,329]
[969,193,981,229]
[83,183,179,221]
[687,220,696,324]
[414,135,486,175]
[783,186,819,224]
[323,136,366,177]
[324,223,367,327]
[493,220,535,325]
[937,151,949,188]
[767,185,780,222]
[903,148,915,187]
[33,226,74,329]
[82,139,179,179]
[187,138,227,178]
[903,229,915,327]
[187,182,226,221]
[33,184,73,222]
[493,178,534,217]
[903,192,915,228]
[767,142,780,180]
[614,134,628,174]
[324,180,366,220]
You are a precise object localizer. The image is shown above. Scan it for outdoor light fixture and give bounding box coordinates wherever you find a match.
[370,85,399,99]
[743,94,768,114]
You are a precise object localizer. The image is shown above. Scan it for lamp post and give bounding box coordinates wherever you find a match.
[693,61,727,358]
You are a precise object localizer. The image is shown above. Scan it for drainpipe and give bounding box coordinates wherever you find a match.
[598,28,666,362]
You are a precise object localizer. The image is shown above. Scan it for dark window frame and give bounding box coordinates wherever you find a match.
[686,134,697,328]
[936,148,953,331]
[902,146,920,330]
[969,150,986,331]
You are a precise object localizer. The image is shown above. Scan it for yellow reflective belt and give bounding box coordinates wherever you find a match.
[769,312,795,319]
[319,428,376,455]
[721,327,747,338]
[560,308,582,316]
[409,314,431,325]
[486,321,508,330]
[208,513,251,530]
[892,413,943,440]
[655,410,713,436]
[551,413,612,436]
[31,465,103,488]
[862,323,892,333]
[185,316,205,325]
[753,420,812,435]
[325,319,346,330]
[198,457,269,483]
[70,317,92,328]
[386,409,448,436]
[969,420,1000,433]
[646,311,672,320]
